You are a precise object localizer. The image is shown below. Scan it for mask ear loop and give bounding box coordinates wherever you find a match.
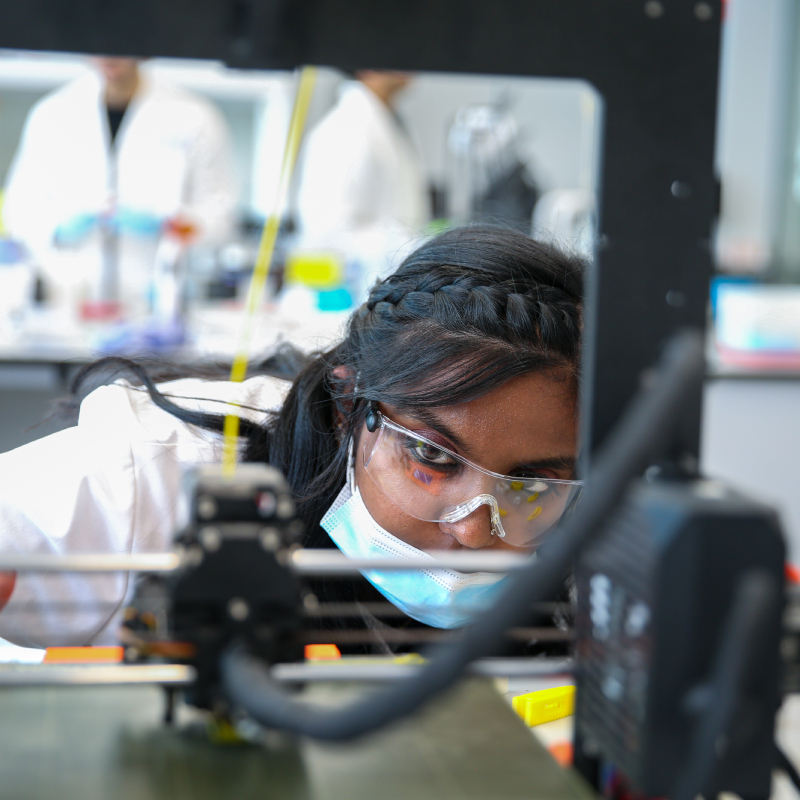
[346,437,356,493]
[346,372,363,491]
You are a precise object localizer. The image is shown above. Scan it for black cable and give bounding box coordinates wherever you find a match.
[671,569,781,800]
[222,329,706,741]
[777,745,800,797]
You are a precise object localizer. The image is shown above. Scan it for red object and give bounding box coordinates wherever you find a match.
[786,563,800,584]
[0,571,15,610]
[304,644,342,660]
[80,300,123,322]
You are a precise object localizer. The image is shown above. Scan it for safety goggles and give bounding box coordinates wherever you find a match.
[360,411,582,548]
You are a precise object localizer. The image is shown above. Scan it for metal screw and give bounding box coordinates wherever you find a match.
[694,2,713,20]
[185,545,204,567]
[666,290,686,308]
[781,636,799,661]
[644,0,664,18]
[256,491,277,517]
[260,528,281,551]
[228,597,250,621]
[303,593,319,611]
[277,497,295,519]
[671,180,691,199]
[644,465,662,483]
[197,496,217,520]
[200,527,222,552]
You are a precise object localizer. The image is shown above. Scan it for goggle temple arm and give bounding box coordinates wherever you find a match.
[440,494,507,539]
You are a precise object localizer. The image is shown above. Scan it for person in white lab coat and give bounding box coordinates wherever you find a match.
[0,227,583,649]
[2,58,238,319]
[295,71,429,301]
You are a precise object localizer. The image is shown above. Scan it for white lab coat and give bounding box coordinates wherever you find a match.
[296,82,429,300]
[0,375,290,648]
[2,69,237,316]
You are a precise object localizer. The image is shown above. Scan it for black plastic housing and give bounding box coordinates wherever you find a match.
[574,479,786,797]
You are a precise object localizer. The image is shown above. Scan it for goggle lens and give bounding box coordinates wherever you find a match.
[361,413,581,547]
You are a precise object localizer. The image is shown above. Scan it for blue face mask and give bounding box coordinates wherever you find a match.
[320,463,508,629]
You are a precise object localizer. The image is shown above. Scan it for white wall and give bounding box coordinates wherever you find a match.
[701,378,800,563]
[715,0,797,271]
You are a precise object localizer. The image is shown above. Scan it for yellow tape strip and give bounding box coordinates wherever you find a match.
[221,66,317,475]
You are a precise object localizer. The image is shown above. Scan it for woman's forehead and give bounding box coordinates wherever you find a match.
[391,372,577,464]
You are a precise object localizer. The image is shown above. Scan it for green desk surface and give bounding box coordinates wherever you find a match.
[0,677,596,800]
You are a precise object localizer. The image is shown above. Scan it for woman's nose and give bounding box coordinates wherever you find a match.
[439,504,496,549]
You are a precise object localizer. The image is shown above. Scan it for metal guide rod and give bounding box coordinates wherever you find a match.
[0,664,195,686]
[289,550,532,574]
[0,553,182,573]
[270,657,573,683]
[0,659,569,686]
[0,550,530,574]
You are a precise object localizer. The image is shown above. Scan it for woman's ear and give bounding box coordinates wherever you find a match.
[331,365,355,432]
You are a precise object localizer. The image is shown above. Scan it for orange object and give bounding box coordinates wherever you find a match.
[43,646,124,664]
[164,216,198,243]
[548,741,573,767]
[786,563,800,584]
[304,644,341,660]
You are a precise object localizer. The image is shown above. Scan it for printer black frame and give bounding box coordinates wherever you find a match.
[0,0,721,460]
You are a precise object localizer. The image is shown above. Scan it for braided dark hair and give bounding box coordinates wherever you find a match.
[265,225,584,544]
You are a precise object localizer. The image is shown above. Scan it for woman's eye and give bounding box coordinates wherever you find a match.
[412,440,456,466]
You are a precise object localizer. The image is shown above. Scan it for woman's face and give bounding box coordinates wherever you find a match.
[353,370,578,551]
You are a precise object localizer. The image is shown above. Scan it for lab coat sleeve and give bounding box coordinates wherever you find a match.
[296,122,382,242]
[0,393,139,648]
[2,101,66,260]
[296,106,427,299]
[0,376,288,648]
[181,103,238,246]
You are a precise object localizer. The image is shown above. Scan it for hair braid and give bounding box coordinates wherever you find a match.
[361,266,581,363]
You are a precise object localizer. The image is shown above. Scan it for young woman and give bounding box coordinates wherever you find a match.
[0,225,583,650]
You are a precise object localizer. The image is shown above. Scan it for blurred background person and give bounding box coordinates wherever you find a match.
[295,70,429,303]
[2,57,237,322]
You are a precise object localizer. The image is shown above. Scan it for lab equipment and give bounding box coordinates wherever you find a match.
[361,409,582,547]
[574,479,784,799]
[448,103,539,231]
[0,331,794,800]
[512,685,575,726]
[715,282,800,368]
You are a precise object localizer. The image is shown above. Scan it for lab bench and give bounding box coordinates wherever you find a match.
[0,302,349,454]
[0,677,593,800]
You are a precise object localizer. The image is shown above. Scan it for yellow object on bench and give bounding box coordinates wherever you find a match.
[512,685,575,727]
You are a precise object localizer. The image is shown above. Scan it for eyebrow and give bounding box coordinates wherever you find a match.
[406,408,470,454]
[517,456,577,475]
[402,409,577,476]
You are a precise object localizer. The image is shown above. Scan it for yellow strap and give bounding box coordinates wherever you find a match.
[221,66,317,475]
